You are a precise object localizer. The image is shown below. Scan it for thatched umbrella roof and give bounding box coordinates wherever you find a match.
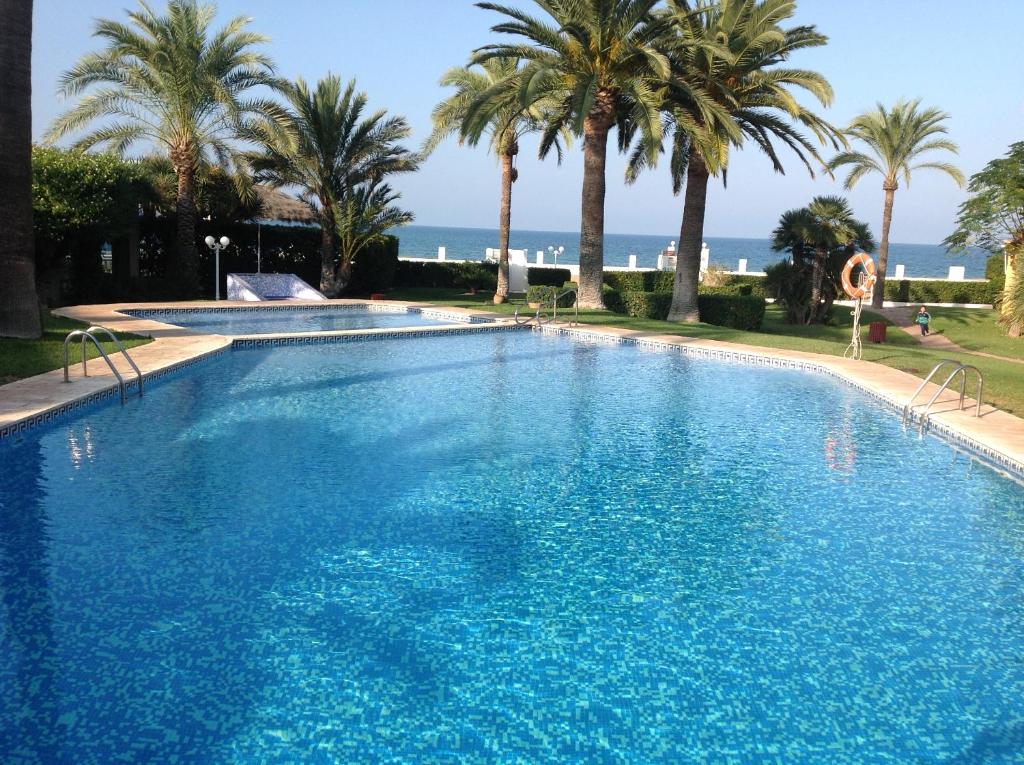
[255,185,318,225]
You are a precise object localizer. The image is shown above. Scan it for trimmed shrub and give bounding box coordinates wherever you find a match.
[604,288,766,329]
[986,254,1005,298]
[698,291,766,330]
[527,284,576,308]
[452,261,498,292]
[347,237,399,294]
[393,260,498,290]
[528,266,571,287]
[604,270,675,292]
[883,279,995,304]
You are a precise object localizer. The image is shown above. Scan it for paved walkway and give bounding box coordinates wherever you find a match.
[876,306,1024,365]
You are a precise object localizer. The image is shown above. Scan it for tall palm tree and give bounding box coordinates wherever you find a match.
[829,99,965,308]
[426,58,565,304]
[249,75,419,295]
[0,0,42,338]
[471,0,669,309]
[46,0,284,294]
[649,0,842,322]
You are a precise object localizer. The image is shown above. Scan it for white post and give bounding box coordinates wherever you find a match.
[536,251,544,265]
[438,246,446,261]
[699,243,710,276]
[738,258,748,274]
[894,264,905,279]
[628,254,638,269]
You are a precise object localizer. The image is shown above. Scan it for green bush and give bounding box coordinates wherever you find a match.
[347,236,399,294]
[393,260,498,290]
[452,261,498,291]
[604,288,766,329]
[883,279,995,305]
[527,284,576,308]
[698,291,766,330]
[604,270,675,292]
[528,266,571,287]
[986,254,1006,297]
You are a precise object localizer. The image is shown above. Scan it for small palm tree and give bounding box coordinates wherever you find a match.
[829,99,965,308]
[426,57,564,304]
[335,182,414,287]
[643,0,841,323]
[471,0,669,309]
[46,0,285,294]
[249,75,419,295]
[772,195,873,324]
[0,0,41,338]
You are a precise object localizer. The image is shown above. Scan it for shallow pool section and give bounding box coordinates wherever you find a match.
[123,305,478,334]
[2,332,1023,763]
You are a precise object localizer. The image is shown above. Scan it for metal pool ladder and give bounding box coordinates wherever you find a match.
[901,359,983,433]
[514,287,579,327]
[63,325,144,404]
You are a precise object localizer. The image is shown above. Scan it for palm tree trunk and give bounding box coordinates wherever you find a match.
[174,164,200,295]
[578,101,614,310]
[319,204,338,296]
[668,149,709,323]
[0,0,41,338]
[808,246,826,324]
[495,146,515,304]
[872,184,896,309]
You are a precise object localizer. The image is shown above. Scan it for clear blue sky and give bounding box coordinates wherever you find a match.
[31,0,1024,244]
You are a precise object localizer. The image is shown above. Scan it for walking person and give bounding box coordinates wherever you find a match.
[916,306,931,336]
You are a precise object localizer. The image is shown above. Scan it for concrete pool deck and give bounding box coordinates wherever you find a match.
[1,300,1022,479]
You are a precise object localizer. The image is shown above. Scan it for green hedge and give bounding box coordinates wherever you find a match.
[527,284,576,308]
[604,288,766,329]
[882,278,995,304]
[348,237,399,294]
[986,255,1005,297]
[394,260,498,290]
[604,270,675,292]
[528,266,572,287]
[603,269,770,297]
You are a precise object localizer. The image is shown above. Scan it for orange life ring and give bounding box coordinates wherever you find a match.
[841,252,877,299]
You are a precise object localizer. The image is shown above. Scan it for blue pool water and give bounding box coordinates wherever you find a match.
[1,331,1023,763]
[125,307,463,335]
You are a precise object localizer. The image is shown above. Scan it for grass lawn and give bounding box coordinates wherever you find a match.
[1,313,151,384]
[927,307,1024,360]
[392,288,1024,415]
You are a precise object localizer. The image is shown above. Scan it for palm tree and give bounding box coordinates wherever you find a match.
[770,195,873,323]
[335,182,414,285]
[249,75,419,295]
[0,0,42,338]
[471,0,669,309]
[649,0,842,322]
[46,0,284,294]
[829,99,965,308]
[426,58,564,304]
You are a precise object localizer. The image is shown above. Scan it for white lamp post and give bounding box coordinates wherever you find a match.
[204,235,230,300]
[547,245,565,266]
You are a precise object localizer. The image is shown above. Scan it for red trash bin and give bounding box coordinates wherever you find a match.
[868,321,887,343]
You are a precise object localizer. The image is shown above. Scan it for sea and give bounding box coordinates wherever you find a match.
[395,224,990,279]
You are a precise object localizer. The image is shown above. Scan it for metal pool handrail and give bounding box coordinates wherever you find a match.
[63,326,144,403]
[514,287,579,327]
[902,359,984,433]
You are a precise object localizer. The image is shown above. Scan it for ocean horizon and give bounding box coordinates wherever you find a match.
[395,224,990,279]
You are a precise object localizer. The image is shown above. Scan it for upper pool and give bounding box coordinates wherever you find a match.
[123,305,479,334]
[1,331,1022,763]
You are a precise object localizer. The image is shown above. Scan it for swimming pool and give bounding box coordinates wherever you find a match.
[2,331,1022,763]
[123,305,484,335]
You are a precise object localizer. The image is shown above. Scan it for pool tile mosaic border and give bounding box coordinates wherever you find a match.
[232,322,526,349]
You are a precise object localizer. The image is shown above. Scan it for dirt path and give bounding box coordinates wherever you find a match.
[875,306,1024,365]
